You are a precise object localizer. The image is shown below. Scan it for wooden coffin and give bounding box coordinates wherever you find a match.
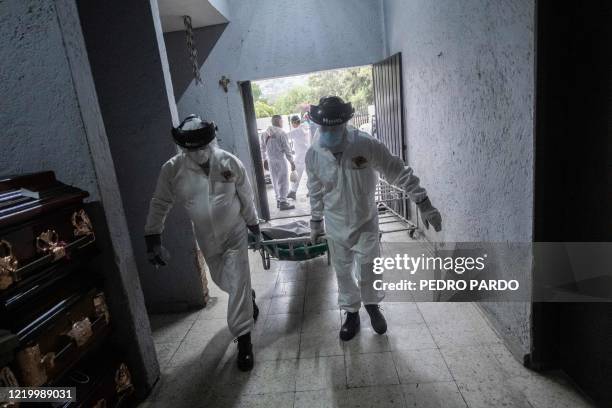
[0,172,96,292]
[12,288,111,387]
[55,345,134,408]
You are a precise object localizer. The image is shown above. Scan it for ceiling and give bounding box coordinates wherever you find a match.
[158,0,229,33]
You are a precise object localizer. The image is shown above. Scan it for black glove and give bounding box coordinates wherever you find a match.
[145,234,169,266]
[247,224,262,250]
[264,160,269,171]
[310,219,324,244]
[290,161,296,172]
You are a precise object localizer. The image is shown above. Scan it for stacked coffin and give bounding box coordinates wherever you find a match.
[0,172,134,407]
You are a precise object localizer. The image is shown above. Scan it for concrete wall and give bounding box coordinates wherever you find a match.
[77,1,207,313]
[170,0,385,184]
[0,0,157,394]
[0,0,99,196]
[382,0,535,355]
[164,23,228,99]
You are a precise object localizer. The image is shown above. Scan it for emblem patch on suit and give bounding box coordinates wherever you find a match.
[352,156,368,169]
[221,170,234,181]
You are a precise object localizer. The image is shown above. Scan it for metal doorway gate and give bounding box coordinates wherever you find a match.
[373,53,405,159]
[372,53,415,232]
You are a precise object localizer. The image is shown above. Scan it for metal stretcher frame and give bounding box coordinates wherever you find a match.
[375,178,419,236]
[256,235,330,270]
[256,178,419,269]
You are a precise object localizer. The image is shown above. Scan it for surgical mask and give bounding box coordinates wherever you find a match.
[185,146,211,164]
[319,125,346,151]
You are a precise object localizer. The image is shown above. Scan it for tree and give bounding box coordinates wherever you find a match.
[252,83,263,102]
[307,66,373,108]
[273,86,316,115]
[254,66,374,118]
[254,100,275,118]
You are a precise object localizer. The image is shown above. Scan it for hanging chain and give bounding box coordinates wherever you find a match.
[183,15,202,86]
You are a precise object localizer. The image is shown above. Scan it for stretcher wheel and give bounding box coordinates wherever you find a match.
[260,248,271,270]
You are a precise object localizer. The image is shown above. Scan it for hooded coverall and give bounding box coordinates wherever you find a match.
[145,145,258,337]
[289,125,310,194]
[262,126,293,204]
[305,128,428,312]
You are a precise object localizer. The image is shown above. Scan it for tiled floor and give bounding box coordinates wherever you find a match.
[141,180,595,407]
[142,249,595,408]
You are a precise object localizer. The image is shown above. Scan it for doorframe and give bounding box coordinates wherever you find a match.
[238,80,270,221]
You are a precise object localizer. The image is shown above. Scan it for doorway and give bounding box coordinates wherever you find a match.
[239,65,376,222]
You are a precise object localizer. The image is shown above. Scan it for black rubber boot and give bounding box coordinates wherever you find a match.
[252,289,259,322]
[365,304,387,334]
[287,191,296,200]
[236,332,254,371]
[339,311,360,341]
[279,202,295,211]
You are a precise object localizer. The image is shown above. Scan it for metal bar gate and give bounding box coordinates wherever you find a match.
[372,53,416,234]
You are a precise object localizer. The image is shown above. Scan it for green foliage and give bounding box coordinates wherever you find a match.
[307,66,374,108]
[273,86,314,115]
[254,66,373,118]
[254,100,275,118]
[252,83,263,102]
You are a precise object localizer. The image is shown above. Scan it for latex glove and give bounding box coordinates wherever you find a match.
[145,234,170,266]
[417,197,442,232]
[290,161,296,172]
[247,224,262,250]
[310,219,324,244]
[264,160,269,171]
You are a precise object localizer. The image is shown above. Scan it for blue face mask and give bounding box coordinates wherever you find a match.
[319,126,345,149]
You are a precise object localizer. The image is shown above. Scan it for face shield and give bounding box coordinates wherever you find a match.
[183,144,213,164]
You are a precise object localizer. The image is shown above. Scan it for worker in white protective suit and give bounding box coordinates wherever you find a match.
[305,97,442,341]
[287,115,310,200]
[144,115,262,371]
[262,115,296,210]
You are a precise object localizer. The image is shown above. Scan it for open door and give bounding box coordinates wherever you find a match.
[372,53,412,225]
[373,53,405,159]
[239,81,270,221]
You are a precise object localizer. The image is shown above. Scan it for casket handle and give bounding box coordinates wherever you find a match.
[35,230,66,261]
[15,344,54,387]
[65,317,93,347]
[0,240,18,290]
[72,209,95,238]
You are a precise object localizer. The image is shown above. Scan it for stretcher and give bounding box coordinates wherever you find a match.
[248,220,330,270]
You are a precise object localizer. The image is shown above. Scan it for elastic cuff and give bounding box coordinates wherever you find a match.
[247,224,260,234]
[415,196,429,206]
[144,234,161,252]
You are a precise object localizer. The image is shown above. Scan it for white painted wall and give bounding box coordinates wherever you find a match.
[174,0,385,182]
[383,0,535,354]
[0,0,158,391]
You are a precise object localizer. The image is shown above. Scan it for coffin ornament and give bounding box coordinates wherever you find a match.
[0,240,18,290]
[35,230,66,261]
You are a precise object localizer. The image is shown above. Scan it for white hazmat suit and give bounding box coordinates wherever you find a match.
[306,128,428,312]
[262,126,293,204]
[289,125,310,194]
[145,144,258,337]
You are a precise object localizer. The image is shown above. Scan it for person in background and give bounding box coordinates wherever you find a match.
[144,115,261,371]
[304,111,320,144]
[287,115,310,200]
[262,115,296,210]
